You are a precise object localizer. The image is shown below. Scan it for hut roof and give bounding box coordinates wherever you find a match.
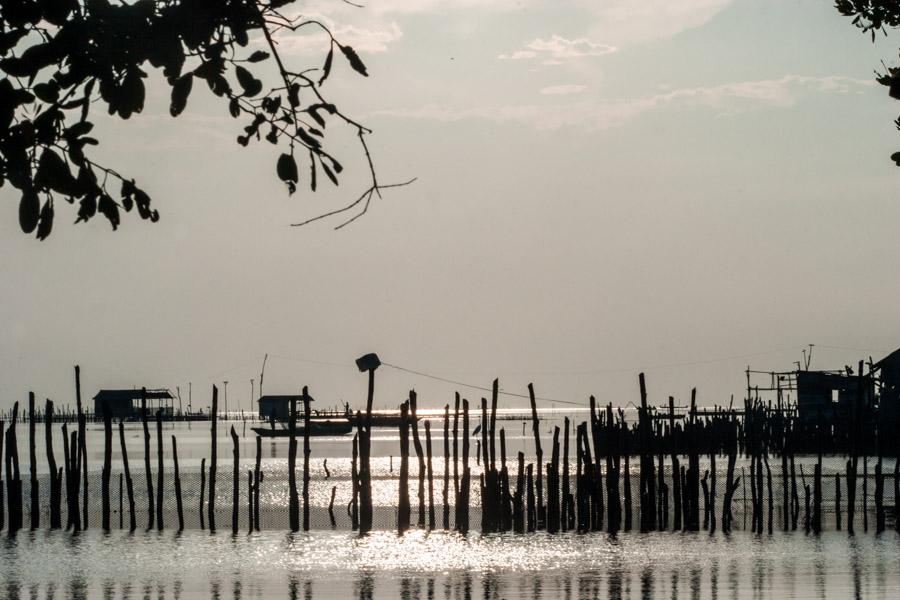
[874,347,900,369]
[93,389,174,404]
[257,394,315,404]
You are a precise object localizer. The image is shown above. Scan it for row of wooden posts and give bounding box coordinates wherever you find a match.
[1,365,898,536]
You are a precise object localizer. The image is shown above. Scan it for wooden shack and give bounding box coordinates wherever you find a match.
[257,395,308,421]
[92,389,175,419]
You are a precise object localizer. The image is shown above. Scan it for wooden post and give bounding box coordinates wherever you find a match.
[173,436,184,532]
[208,385,218,533]
[45,400,61,529]
[288,395,298,532]
[835,472,842,531]
[254,435,262,532]
[358,366,376,535]
[457,399,470,534]
[500,428,512,532]
[528,384,544,529]
[351,433,359,531]
[28,393,38,530]
[0,419,5,532]
[443,404,450,530]
[68,427,80,532]
[76,366,88,530]
[302,388,311,532]
[118,420,136,532]
[526,463,535,533]
[425,420,435,530]
[60,421,69,531]
[248,470,254,533]
[479,397,491,532]
[669,397,681,531]
[141,389,155,530]
[199,458,206,531]
[513,451,525,533]
[562,417,571,532]
[101,403,112,531]
[547,426,561,534]
[231,425,239,535]
[452,393,460,524]
[398,401,411,534]
[156,410,164,531]
[409,391,426,529]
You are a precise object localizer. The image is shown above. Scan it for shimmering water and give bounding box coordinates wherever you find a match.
[2,416,898,598]
[1,529,899,599]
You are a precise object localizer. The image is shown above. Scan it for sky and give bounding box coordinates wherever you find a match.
[1,0,899,414]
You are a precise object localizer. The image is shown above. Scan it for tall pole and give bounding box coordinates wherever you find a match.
[250,379,255,413]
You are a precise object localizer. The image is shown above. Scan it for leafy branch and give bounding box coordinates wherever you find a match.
[0,0,411,240]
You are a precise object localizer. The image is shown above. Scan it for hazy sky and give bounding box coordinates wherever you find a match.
[1,0,899,413]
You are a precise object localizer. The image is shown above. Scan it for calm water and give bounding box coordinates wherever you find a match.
[1,529,899,599]
[2,415,898,598]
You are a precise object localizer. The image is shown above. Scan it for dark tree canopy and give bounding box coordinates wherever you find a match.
[836,0,900,165]
[0,0,407,240]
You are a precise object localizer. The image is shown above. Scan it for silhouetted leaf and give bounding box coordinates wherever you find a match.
[36,199,54,240]
[75,193,97,223]
[235,65,262,97]
[277,152,299,183]
[169,73,193,117]
[0,29,28,54]
[33,81,60,103]
[319,46,334,86]
[309,154,317,192]
[98,194,120,230]
[891,151,900,166]
[339,45,368,77]
[321,162,338,186]
[247,51,270,63]
[34,148,79,195]
[296,128,321,149]
[229,97,240,118]
[19,189,40,234]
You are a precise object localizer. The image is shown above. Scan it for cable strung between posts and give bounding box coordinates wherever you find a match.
[380,362,585,407]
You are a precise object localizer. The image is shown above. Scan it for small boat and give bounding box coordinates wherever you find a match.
[252,419,353,437]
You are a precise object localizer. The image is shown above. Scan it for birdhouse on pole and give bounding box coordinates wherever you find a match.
[356,353,381,372]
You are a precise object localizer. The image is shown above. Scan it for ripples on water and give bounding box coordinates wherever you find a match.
[1,530,899,599]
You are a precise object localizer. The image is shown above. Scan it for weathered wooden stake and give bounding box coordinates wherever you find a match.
[231,425,239,535]
[101,403,112,531]
[28,393,38,530]
[398,401,411,534]
[254,435,262,532]
[119,420,136,532]
[141,389,155,530]
[302,388,311,532]
[410,391,426,529]
[156,409,164,531]
[199,458,206,531]
[45,400,61,529]
[442,404,450,530]
[75,366,88,530]
[425,420,435,530]
[528,384,544,529]
[173,436,184,532]
[287,394,299,532]
[208,386,218,533]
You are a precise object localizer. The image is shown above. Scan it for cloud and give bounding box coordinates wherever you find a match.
[500,35,617,64]
[272,17,403,55]
[540,85,587,96]
[371,75,875,131]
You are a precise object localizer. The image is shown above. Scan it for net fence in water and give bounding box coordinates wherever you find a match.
[4,465,898,532]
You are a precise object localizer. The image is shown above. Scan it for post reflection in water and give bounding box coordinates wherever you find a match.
[0,531,895,599]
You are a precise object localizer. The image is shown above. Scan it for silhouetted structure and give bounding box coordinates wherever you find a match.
[258,395,307,421]
[92,390,174,420]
